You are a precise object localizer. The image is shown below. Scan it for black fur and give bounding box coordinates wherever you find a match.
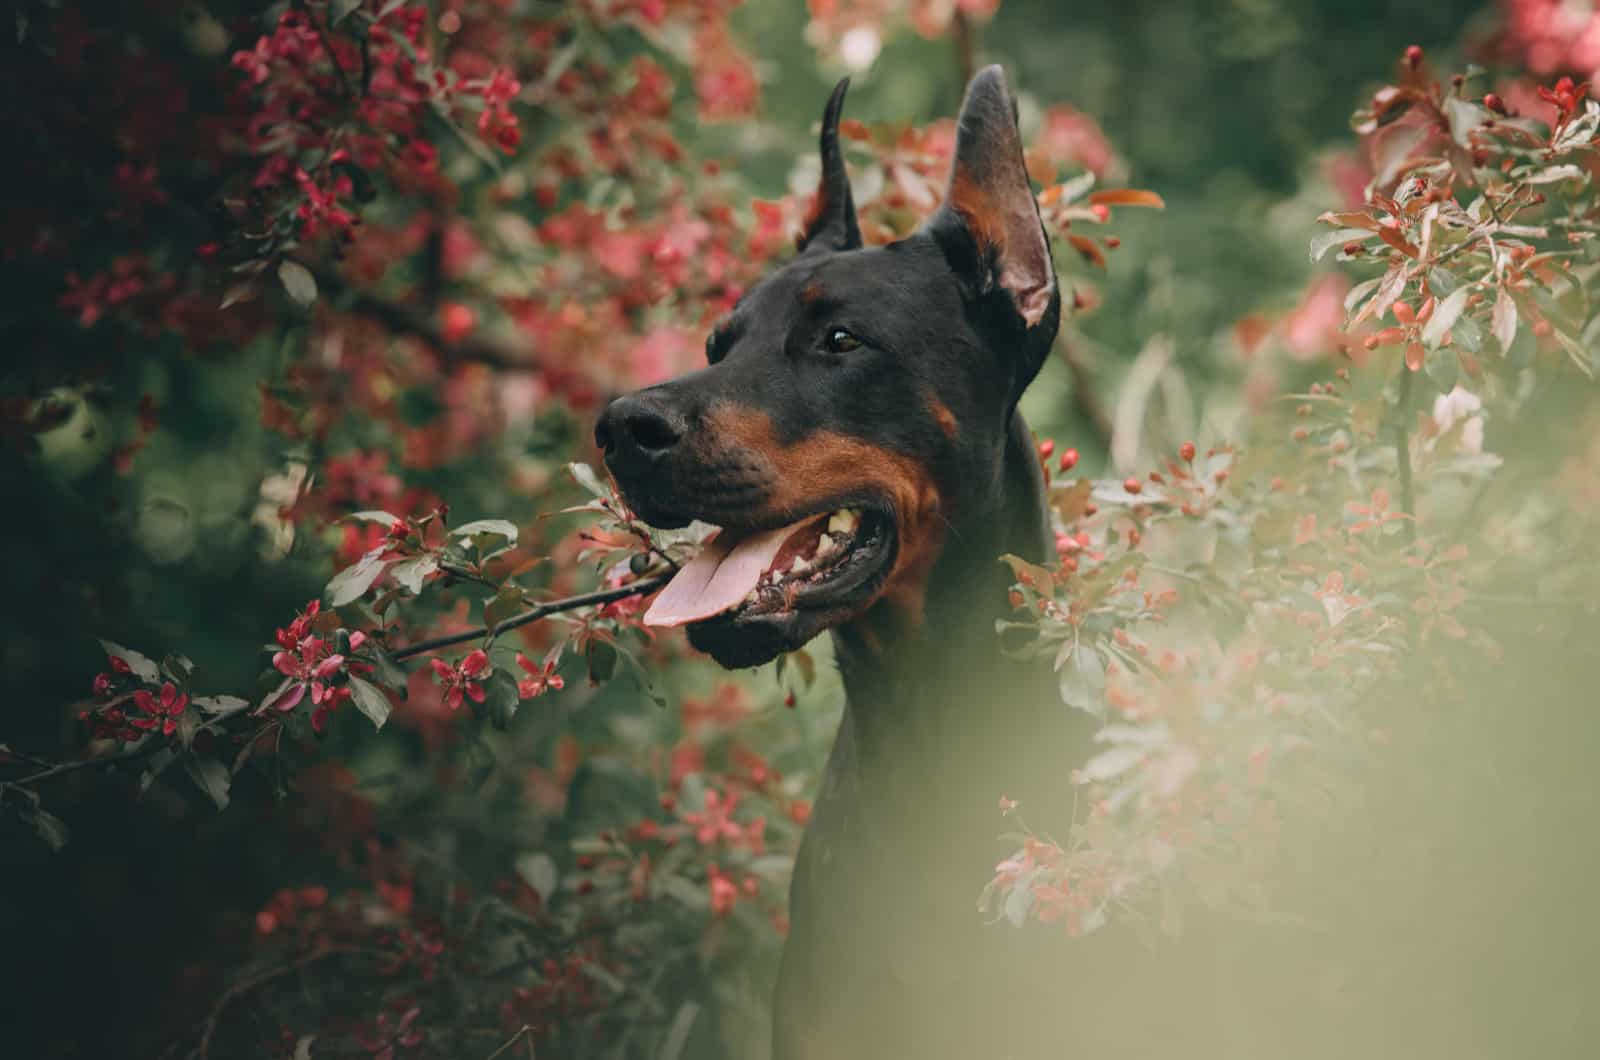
[597,67,1219,1058]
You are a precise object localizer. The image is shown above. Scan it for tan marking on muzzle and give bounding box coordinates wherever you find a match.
[703,405,946,626]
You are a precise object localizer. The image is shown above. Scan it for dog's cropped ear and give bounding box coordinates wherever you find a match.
[797,78,862,254]
[933,66,1059,377]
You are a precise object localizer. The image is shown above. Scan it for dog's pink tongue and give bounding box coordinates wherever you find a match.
[644,519,812,627]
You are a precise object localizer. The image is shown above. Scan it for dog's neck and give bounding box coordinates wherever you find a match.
[832,409,1053,778]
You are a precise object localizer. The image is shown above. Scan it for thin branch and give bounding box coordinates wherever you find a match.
[310,265,531,368]
[10,575,671,790]
[191,946,364,1060]
[390,573,671,661]
[5,742,157,789]
[438,560,499,589]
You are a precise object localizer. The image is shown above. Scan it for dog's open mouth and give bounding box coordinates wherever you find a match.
[643,507,894,631]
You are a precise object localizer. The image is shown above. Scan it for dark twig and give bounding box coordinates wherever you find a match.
[390,573,671,661]
[192,946,364,1060]
[310,265,531,368]
[438,560,499,589]
[11,575,669,791]
[5,742,157,789]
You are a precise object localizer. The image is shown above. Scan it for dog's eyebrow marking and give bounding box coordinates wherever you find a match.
[799,281,827,305]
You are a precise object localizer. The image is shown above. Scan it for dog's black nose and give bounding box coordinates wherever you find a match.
[595,394,684,464]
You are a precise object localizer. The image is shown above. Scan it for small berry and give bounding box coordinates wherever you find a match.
[1179,441,1196,463]
[1404,45,1423,68]
[1058,447,1079,472]
[1037,439,1055,460]
[1123,477,1142,495]
[1483,93,1506,114]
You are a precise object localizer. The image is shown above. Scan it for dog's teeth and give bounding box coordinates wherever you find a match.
[827,509,859,536]
[817,533,836,557]
[791,556,811,575]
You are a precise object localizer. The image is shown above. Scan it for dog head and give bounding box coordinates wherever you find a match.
[595,67,1060,668]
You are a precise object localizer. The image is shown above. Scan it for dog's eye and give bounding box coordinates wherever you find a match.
[825,327,862,354]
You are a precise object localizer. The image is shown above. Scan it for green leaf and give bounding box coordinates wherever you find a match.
[659,1003,701,1060]
[1310,228,1372,263]
[1424,347,1459,392]
[363,648,409,695]
[1507,323,1537,368]
[514,852,559,903]
[1452,313,1484,353]
[162,653,195,684]
[484,669,520,729]
[1080,745,1145,781]
[452,518,518,544]
[348,510,401,527]
[484,585,524,629]
[98,640,161,684]
[22,803,71,851]
[330,0,362,23]
[1057,643,1106,716]
[183,755,231,811]
[586,639,617,684]
[1443,97,1486,148]
[1521,164,1586,185]
[1356,263,1411,327]
[347,676,393,730]
[389,554,439,596]
[1492,287,1518,354]
[1343,276,1382,317]
[1055,171,1096,205]
[326,550,388,606]
[1422,286,1471,348]
[1427,267,1460,296]
[569,462,611,500]
[277,261,318,307]
[1004,870,1035,927]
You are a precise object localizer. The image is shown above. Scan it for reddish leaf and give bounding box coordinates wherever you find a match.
[1087,189,1165,209]
[1378,225,1420,259]
[1067,235,1107,268]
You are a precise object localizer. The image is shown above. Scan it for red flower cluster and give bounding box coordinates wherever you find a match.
[514,651,564,700]
[130,682,189,736]
[430,649,489,710]
[1538,76,1592,127]
[269,601,365,731]
[681,787,766,852]
[231,6,522,245]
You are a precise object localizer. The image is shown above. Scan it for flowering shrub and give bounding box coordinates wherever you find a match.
[985,47,1600,942]
[5,0,1599,1056]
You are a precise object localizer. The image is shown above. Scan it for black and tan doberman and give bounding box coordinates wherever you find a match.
[597,67,1219,1060]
